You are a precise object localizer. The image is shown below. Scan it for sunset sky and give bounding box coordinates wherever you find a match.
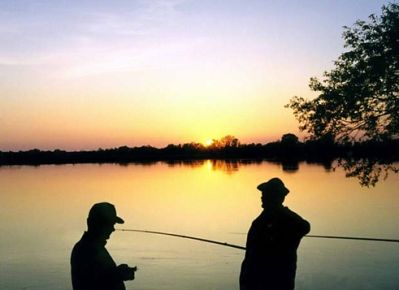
[0,0,389,151]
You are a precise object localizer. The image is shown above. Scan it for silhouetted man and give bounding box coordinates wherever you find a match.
[240,178,310,290]
[71,202,137,290]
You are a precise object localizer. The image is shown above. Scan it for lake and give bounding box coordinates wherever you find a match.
[1,160,399,290]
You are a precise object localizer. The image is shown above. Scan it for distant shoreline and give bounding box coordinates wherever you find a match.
[1,139,398,166]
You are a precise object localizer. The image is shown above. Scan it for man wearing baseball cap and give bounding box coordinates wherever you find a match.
[240,178,310,290]
[71,202,137,290]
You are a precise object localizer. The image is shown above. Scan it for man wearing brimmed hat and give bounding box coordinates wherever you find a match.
[71,202,137,290]
[240,178,310,290]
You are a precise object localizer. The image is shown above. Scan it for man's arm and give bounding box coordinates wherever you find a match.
[284,207,311,237]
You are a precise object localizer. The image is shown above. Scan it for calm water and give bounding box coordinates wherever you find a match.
[1,160,399,290]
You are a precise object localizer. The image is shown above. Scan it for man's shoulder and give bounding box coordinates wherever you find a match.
[258,207,309,226]
[71,233,99,260]
[282,207,305,219]
[282,207,311,233]
[251,212,265,224]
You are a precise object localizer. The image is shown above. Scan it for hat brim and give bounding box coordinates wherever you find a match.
[257,182,290,196]
[115,216,124,224]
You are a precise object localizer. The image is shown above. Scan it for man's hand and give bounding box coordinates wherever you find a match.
[117,264,137,281]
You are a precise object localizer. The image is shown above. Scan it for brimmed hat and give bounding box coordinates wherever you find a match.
[257,177,289,197]
[88,202,124,224]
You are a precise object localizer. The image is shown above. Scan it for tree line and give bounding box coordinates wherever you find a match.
[1,134,398,166]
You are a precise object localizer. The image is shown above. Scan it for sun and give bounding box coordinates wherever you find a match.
[204,139,214,147]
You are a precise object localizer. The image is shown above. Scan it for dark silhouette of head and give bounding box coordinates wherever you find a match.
[257,178,289,209]
[87,202,124,240]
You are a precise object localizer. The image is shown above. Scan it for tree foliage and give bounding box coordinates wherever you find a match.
[287,3,399,142]
[281,133,299,145]
[210,135,240,148]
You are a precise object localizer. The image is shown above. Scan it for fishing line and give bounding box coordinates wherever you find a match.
[117,229,399,251]
[306,235,399,243]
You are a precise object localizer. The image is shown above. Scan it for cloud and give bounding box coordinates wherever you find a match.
[80,0,187,36]
[60,37,207,79]
[0,0,190,69]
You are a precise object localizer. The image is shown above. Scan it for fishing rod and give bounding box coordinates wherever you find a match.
[117,229,399,250]
[117,229,245,250]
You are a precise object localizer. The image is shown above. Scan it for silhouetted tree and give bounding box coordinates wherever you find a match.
[210,135,240,148]
[287,3,399,142]
[221,135,240,147]
[281,133,299,145]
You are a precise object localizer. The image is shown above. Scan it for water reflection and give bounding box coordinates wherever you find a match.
[166,159,259,174]
[143,159,397,186]
[165,159,205,169]
[4,157,395,187]
[338,158,399,187]
[209,160,239,174]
